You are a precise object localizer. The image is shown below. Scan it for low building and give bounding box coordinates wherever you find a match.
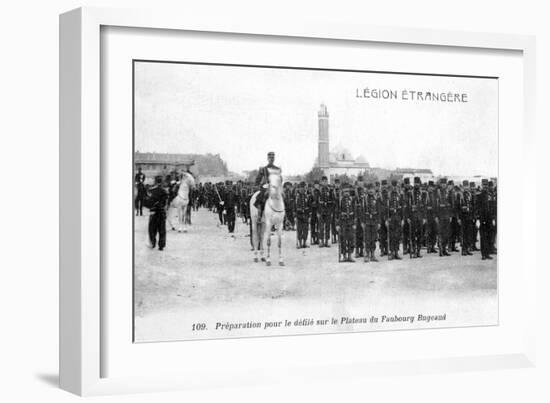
[134,152,195,184]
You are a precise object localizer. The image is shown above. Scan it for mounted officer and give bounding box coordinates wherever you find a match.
[254,151,282,222]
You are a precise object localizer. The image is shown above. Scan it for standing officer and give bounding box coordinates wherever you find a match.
[469,182,480,251]
[425,180,438,253]
[145,175,169,251]
[283,181,295,231]
[318,176,333,247]
[223,180,238,235]
[309,180,320,245]
[458,180,474,255]
[402,178,412,256]
[378,180,389,257]
[477,179,493,260]
[488,181,497,254]
[354,184,366,258]
[330,178,341,244]
[215,182,226,226]
[336,183,356,262]
[409,177,425,258]
[134,167,146,216]
[295,181,310,248]
[362,183,380,262]
[388,179,403,260]
[448,180,460,252]
[436,178,451,256]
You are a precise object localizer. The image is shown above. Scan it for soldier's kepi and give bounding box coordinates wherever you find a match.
[254,151,282,222]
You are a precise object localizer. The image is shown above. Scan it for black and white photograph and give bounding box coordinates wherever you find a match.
[133,60,498,342]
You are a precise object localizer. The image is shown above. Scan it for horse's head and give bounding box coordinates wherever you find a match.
[180,172,196,188]
[268,173,282,198]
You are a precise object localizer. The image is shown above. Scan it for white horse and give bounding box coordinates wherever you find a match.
[168,172,195,233]
[249,173,285,266]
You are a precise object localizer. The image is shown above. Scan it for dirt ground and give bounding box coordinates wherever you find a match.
[134,208,498,342]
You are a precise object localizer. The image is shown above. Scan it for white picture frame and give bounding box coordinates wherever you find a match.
[59,6,537,396]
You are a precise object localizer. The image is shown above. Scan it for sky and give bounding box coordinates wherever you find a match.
[134,61,498,177]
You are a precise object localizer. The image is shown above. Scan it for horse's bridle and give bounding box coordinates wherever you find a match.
[267,199,285,213]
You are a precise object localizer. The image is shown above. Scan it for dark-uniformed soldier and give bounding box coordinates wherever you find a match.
[402,177,412,256]
[223,181,238,234]
[361,183,379,262]
[436,178,451,256]
[239,184,250,224]
[283,181,295,231]
[337,183,356,262]
[469,182,480,251]
[458,180,474,255]
[309,180,320,245]
[425,180,438,253]
[134,167,146,216]
[318,176,333,247]
[477,179,493,260]
[254,151,282,222]
[295,181,310,248]
[330,178,341,244]
[215,182,226,226]
[144,175,169,251]
[409,177,424,258]
[354,183,365,258]
[378,180,389,256]
[488,180,497,254]
[388,179,402,260]
[448,180,460,252]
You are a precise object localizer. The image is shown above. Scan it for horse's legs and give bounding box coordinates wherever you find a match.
[278,224,284,266]
[253,217,259,262]
[168,204,177,230]
[265,222,272,266]
[183,203,187,232]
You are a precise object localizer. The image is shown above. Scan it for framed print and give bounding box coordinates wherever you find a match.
[60,7,537,396]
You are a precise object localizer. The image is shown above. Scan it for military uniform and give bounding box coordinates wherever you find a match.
[254,156,282,222]
[134,170,146,216]
[144,177,169,251]
[388,181,403,260]
[436,179,452,256]
[337,184,356,262]
[477,179,493,260]
[469,182,480,251]
[458,180,474,255]
[330,181,341,244]
[223,181,238,234]
[425,181,438,253]
[378,180,389,256]
[318,178,333,247]
[283,183,295,231]
[448,181,460,252]
[354,186,365,257]
[409,177,425,258]
[309,183,320,245]
[488,181,497,254]
[360,184,379,262]
[402,178,412,255]
[295,182,310,248]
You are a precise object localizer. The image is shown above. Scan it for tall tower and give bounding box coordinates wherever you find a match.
[318,104,330,171]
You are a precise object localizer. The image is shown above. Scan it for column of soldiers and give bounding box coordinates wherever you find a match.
[273,175,497,262]
[139,173,497,262]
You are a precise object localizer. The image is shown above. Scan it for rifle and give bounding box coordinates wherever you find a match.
[338,224,342,262]
[386,219,390,260]
[408,218,413,259]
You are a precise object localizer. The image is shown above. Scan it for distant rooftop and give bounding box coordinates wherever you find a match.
[135,152,195,166]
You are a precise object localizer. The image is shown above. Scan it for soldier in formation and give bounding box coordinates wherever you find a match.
[137,165,497,263]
